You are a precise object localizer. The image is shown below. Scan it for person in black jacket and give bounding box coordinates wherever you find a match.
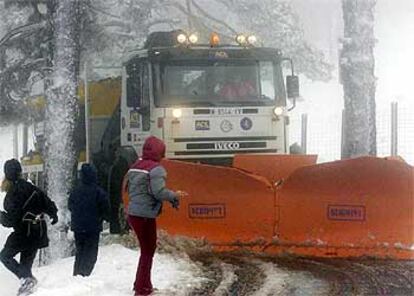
[0,159,58,295]
[108,149,130,234]
[68,163,110,277]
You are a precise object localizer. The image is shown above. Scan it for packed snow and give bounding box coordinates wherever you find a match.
[251,262,329,296]
[0,240,206,296]
[0,226,207,296]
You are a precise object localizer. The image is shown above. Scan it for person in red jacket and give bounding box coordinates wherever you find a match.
[126,136,185,296]
[218,73,257,100]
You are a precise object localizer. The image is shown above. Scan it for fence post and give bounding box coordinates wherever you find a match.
[341,109,347,159]
[83,62,90,163]
[301,113,308,154]
[391,102,398,156]
[13,124,18,159]
[22,123,28,157]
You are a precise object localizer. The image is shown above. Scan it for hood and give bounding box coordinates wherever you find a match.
[80,163,97,185]
[131,136,166,171]
[4,159,22,182]
[142,136,166,161]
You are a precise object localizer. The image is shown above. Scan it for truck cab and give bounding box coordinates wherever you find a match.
[121,31,298,164]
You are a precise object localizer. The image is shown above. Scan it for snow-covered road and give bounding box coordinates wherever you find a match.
[12,244,205,296]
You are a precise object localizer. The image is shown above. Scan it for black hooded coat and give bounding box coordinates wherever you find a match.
[68,164,110,233]
[1,159,58,250]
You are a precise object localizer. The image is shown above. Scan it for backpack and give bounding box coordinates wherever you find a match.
[21,188,47,238]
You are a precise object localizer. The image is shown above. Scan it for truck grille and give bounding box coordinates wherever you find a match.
[173,136,277,142]
[187,142,266,150]
[174,149,278,156]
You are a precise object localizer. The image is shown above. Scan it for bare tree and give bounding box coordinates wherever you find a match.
[341,0,377,158]
[212,0,333,81]
[44,0,81,259]
[85,0,332,81]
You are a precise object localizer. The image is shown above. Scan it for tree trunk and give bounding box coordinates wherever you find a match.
[44,0,80,259]
[341,0,377,158]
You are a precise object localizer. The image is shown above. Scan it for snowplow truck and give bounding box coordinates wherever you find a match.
[121,30,413,259]
[21,30,413,259]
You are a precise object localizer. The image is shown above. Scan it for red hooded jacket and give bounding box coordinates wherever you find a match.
[131,136,166,171]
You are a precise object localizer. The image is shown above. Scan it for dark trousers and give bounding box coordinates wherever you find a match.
[73,231,100,277]
[109,200,121,234]
[128,216,157,295]
[0,244,38,279]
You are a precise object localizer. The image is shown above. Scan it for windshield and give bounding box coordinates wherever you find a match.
[154,60,285,107]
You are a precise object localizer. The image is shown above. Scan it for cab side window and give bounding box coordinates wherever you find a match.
[142,63,150,131]
[126,59,151,131]
[126,61,142,108]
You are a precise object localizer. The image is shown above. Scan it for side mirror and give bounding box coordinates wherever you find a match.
[286,75,299,99]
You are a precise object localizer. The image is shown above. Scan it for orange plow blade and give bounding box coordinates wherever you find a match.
[271,157,414,259]
[158,160,275,250]
[233,154,317,183]
[123,156,414,259]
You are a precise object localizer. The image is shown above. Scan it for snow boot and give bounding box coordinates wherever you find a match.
[17,276,37,296]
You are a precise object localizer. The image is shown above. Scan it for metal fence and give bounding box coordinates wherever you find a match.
[289,102,414,165]
[393,103,414,165]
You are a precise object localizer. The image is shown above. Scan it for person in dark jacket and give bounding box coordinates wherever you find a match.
[127,136,184,296]
[108,149,130,234]
[68,163,110,277]
[0,159,58,295]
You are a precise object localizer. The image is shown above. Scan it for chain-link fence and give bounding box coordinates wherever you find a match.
[289,102,414,165]
[393,102,414,165]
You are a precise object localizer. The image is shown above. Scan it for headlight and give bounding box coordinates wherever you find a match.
[210,32,220,47]
[177,33,187,44]
[188,33,198,44]
[172,108,183,118]
[273,107,284,116]
[247,35,257,45]
[236,34,247,45]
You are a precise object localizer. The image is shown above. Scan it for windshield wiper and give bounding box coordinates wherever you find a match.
[261,94,273,100]
[168,101,217,107]
[216,100,267,107]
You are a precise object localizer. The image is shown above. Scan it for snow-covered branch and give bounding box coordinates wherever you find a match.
[0,21,46,47]
[191,0,237,34]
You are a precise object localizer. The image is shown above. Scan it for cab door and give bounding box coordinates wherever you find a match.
[121,58,151,154]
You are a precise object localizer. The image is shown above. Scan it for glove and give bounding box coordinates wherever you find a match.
[51,215,59,225]
[170,197,180,210]
[0,211,12,227]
